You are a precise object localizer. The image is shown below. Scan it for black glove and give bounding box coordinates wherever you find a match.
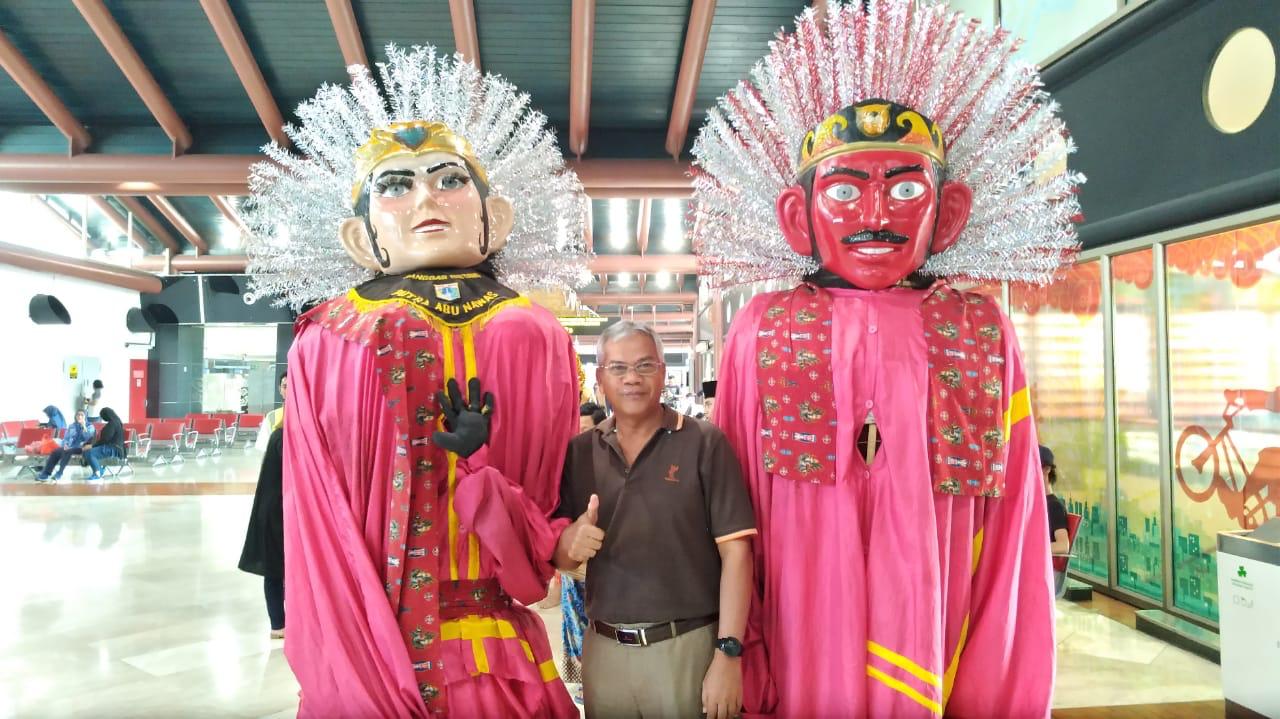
[432,377,495,458]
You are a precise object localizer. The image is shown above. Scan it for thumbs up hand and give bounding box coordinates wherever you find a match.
[555,494,606,568]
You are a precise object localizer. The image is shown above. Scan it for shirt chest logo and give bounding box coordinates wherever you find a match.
[664,464,680,483]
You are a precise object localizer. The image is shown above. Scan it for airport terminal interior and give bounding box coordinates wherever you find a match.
[0,1,1277,717]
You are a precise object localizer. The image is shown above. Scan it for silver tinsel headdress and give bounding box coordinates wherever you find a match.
[691,0,1084,287]
[244,45,590,309]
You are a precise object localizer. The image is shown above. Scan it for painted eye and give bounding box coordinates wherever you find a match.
[437,173,470,191]
[823,183,860,202]
[374,177,412,198]
[890,180,926,200]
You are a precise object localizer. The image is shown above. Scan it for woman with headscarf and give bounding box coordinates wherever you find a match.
[84,408,124,480]
[39,405,66,432]
[240,425,286,638]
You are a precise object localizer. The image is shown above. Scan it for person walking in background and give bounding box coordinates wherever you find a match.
[1043,445,1072,596]
[39,405,66,432]
[83,408,124,481]
[36,409,95,482]
[240,425,287,638]
[82,379,104,422]
[701,380,716,422]
[256,372,287,451]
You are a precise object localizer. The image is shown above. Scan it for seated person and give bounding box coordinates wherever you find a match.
[36,410,95,482]
[1042,445,1071,595]
[39,405,66,431]
[84,408,125,481]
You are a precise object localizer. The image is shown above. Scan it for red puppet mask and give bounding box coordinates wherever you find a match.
[776,100,974,290]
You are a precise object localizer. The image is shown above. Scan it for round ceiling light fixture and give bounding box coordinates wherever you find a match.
[1204,27,1275,134]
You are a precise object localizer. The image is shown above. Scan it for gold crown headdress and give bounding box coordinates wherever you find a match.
[243,45,591,309]
[350,120,488,205]
[798,100,946,176]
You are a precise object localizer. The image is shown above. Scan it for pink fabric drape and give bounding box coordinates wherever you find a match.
[283,302,578,718]
[717,287,1055,719]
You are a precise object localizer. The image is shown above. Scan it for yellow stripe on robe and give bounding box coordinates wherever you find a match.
[866,665,943,716]
[440,326,460,581]
[440,617,559,682]
[1003,386,1031,441]
[461,324,481,581]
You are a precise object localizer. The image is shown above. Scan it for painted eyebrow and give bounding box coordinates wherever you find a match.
[373,169,414,182]
[884,164,925,179]
[821,166,870,180]
[425,161,465,174]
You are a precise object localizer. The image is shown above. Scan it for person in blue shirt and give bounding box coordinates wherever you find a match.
[39,405,66,432]
[36,410,95,482]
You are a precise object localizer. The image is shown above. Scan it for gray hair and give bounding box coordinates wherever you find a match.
[596,320,664,363]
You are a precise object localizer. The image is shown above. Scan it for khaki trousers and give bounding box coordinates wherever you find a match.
[582,621,717,718]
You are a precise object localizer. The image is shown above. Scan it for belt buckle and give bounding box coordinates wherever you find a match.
[615,627,646,647]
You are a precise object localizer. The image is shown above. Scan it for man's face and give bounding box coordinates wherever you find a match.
[703,397,715,418]
[778,149,972,290]
[595,334,665,419]
[341,151,512,275]
[279,376,288,398]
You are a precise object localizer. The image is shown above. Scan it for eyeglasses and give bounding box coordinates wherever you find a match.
[602,360,663,377]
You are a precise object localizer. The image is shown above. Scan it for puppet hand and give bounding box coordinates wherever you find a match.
[432,377,494,458]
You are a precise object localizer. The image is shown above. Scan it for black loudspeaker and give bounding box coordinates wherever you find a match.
[207,276,241,295]
[126,307,155,333]
[136,304,179,327]
[29,294,71,325]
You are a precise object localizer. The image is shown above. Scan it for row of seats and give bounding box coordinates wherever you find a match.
[3,411,270,478]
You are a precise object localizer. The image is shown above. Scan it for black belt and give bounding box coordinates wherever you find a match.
[592,614,717,647]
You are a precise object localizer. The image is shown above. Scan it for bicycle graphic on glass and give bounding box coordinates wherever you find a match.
[1176,388,1280,530]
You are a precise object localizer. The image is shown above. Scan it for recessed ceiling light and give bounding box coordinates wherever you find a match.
[655,271,672,289]
[609,199,629,249]
[616,271,631,287]
[662,199,683,251]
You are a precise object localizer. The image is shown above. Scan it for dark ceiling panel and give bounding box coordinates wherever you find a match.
[592,1,691,130]
[0,1,151,124]
[475,0,571,126]
[170,196,232,252]
[107,0,258,126]
[227,0,347,122]
[355,0,457,62]
[690,0,804,150]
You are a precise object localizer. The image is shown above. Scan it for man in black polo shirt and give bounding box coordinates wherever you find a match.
[554,321,756,719]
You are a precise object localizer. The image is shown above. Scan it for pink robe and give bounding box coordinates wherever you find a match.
[283,299,578,718]
[717,286,1055,718]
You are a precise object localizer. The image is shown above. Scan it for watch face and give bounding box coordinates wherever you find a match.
[717,637,743,657]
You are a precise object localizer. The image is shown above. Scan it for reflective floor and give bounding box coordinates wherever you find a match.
[0,452,1223,718]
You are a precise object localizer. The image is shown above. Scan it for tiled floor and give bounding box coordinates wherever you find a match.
[0,451,1224,718]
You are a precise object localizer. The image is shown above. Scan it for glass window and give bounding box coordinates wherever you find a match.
[202,325,282,414]
[1000,0,1117,64]
[1167,219,1280,622]
[1011,261,1109,581]
[946,0,995,25]
[1111,249,1163,600]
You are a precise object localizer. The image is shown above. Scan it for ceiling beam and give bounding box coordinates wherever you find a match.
[115,196,180,254]
[568,0,595,157]
[73,0,192,155]
[89,196,149,252]
[210,195,250,238]
[150,196,209,254]
[0,241,163,293]
[200,0,290,148]
[664,0,717,159]
[325,0,368,69]
[578,292,696,305]
[448,0,481,70]
[133,255,250,273]
[0,156,692,196]
[636,198,652,256]
[0,29,92,155]
[589,254,697,274]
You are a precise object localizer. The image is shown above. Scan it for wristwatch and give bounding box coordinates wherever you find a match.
[715,636,743,658]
